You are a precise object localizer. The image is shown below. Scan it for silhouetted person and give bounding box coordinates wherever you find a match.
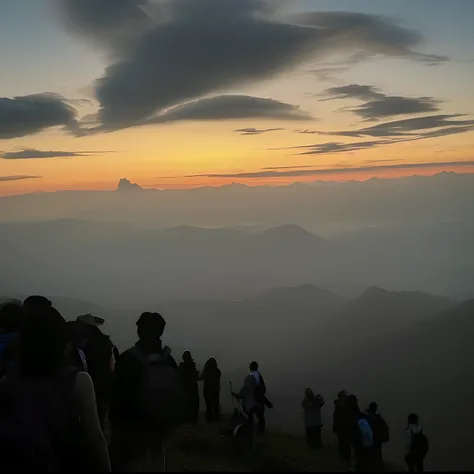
[200,357,221,421]
[347,394,373,472]
[0,306,110,471]
[366,402,389,471]
[333,390,351,463]
[110,312,182,472]
[405,413,429,473]
[302,388,325,448]
[70,314,115,431]
[0,302,25,379]
[179,350,200,424]
[23,295,54,318]
[237,361,271,436]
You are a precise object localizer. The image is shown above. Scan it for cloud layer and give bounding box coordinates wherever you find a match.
[187,160,474,179]
[148,95,312,125]
[0,148,113,159]
[235,127,286,136]
[320,84,441,120]
[60,0,449,131]
[0,94,78,139]
[0,175,42,182]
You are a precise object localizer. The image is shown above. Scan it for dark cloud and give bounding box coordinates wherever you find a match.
[280,114,474,157]
[187,160,474,179]
[323,114,474,138]
[0,93,78,139]
[321,84,385,102]
[235,127,286,136]
[320,84,441,120]
[60,0,448,131]
[145,95,312,125]
[0,148,114,160]
[294,129,320,135]
[58,0,152,58]
[348,96,441,120]
[290,139,406,156]
[0,175,42,182]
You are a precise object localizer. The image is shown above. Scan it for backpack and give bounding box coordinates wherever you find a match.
[371,414,390,443]
[0,369,79,472]
[254,373,267,406]
[358,418,374,448]
[410,429,429,458]
[131,347,186,431]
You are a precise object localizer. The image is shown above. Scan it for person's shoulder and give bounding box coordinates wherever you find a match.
[73,371,94,395]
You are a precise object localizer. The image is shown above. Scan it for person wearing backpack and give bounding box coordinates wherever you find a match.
[366,402,389,471]
[110,311,183,472]
[347,394,373,472]
[405,413,429,473]
[236,361,273,438]
[0,306,110,472]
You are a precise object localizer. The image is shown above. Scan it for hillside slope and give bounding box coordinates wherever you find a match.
[165,422,399,472]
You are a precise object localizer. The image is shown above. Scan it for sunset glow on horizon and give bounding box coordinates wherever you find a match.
[1,0,473,196]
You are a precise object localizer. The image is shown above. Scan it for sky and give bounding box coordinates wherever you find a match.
[0,0,473,196]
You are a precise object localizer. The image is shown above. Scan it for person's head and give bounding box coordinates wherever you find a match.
[23,295,53,318]
[347,394,360,414]
[249,361,258,372]
[182,350,192,363]
[338,389,347,400]
[205,357,218,371]
[408,413,419,426]
[136,312,166,343]
[305,388,315,401]
[0,303,25,333]
[19,306,68,377]
[368,402,378,414]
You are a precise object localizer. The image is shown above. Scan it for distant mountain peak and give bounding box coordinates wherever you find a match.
[116,178,143,192]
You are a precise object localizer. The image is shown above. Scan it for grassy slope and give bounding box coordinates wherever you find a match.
[164,420,400,472]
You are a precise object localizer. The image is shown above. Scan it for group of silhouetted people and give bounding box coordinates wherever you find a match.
[0,296,428,472]
[178,350,222,424]
[327,389,429,472]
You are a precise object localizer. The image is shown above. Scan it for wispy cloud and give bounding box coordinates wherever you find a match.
[319,84,441,120]
[321,114,474,138]
[235,127,286,136]
[0,148,115,160]
[0,175,42,182]
[186,160,474,179]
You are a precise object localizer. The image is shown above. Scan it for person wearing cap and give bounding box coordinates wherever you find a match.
[110,312,178,471]
[73,313,115,431]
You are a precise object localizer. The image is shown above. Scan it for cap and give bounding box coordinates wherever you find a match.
[77,313,105,327]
